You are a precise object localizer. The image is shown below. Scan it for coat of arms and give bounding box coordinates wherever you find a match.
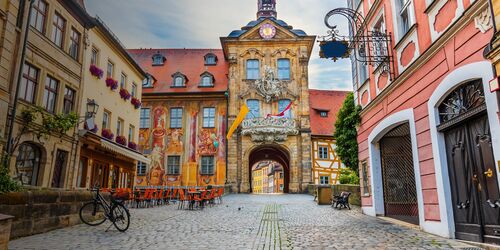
[253,66,287,103]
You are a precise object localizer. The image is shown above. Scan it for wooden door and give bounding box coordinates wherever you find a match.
[444,115,500,244]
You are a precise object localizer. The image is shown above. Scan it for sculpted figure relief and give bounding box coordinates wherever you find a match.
[253,66,287,103]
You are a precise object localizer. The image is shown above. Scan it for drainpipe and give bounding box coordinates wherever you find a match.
[225,86,229,185]
[4,0,34,166]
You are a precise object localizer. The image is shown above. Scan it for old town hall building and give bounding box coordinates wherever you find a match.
[130,0,346,193]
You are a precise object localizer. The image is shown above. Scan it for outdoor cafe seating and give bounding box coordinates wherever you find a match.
[101,186,225,210]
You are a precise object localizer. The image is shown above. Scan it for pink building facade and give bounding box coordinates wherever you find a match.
[350,0,500,243]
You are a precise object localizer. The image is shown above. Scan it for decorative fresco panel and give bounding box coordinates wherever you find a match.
[198,129,219,155]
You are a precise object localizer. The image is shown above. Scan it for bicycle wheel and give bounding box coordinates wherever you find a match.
[111,203,130,232]
[80,202,107,226]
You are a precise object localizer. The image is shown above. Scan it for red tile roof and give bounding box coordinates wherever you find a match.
[128,49,228,94]
[309,89,350,136]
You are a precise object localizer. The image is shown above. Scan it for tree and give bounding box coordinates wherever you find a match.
[333,92,361,173]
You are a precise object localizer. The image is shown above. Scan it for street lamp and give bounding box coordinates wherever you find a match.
[85,99,99,119]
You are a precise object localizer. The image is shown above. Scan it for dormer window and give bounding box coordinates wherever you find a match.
[204,53,217,65]
[320,111,328,117]
[199,72,215,87]
[152,52,166,66]
[171,72,187,87]
[143,74,154,88]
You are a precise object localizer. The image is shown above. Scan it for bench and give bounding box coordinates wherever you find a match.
[332,191,351,210]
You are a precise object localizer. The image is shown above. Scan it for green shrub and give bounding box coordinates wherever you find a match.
[338,169,360,185]
[0,157,21,194]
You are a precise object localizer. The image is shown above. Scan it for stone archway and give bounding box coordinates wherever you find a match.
[248,145,290,193]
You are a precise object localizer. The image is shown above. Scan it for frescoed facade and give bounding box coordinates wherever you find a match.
[309,90,348,185]
[348,0,500,243]
[129,49,228,187]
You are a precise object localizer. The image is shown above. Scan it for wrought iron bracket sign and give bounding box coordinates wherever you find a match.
[319,8,395,79]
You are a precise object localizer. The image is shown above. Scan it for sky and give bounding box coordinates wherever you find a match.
[85,0,353,91]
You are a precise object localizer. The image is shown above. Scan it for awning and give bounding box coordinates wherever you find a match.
[100,139,151,164]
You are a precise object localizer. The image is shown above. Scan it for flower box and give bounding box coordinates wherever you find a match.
[131,97,141,109]
[105,78,118,90]
[84,122,98,133]
[116,135,127,146]
[89,65,104,79]
[119,88,131,100]
[128,141,137,150]
[101,128,114,141]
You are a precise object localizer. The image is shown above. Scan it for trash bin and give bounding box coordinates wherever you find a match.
[316,185,332,205]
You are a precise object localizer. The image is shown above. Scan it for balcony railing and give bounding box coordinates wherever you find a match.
[241,117,299,142]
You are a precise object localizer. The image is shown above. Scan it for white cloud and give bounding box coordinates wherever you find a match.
[85,0,353,90]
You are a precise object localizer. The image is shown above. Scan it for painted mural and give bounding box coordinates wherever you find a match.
[136,101,227,187]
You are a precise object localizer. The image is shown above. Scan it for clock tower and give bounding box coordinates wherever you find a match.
[221,0,316,193]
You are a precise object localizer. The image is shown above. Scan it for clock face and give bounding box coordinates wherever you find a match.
[259,24,276,39]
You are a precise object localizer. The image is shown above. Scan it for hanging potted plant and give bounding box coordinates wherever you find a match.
[101,128,114,140]
[89,65,104,79]
[84,122,99,133]
[105,78,118,90]
[119,88,131,100]
[131,97,141,109]
[128,141,137,150]
[116,135,127,146]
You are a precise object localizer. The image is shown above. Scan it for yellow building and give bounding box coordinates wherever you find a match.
[5,0,94,188]
[76,16,149,189]
[309,90,348,185]
[222,1,315,193]
[252,165,263,194]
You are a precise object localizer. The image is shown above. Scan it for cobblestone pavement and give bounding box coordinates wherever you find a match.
[9,194,479,250]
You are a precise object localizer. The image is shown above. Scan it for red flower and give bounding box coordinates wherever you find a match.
[101,128,114,140]
[128,141,137,150]
[89,65,104,79]
[116,135,127,146]
[119,88,131,100]
[131,97,141,109]
[105,78,118,90]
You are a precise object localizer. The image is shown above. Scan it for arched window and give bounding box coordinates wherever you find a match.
[171,72,187,87]
[246,99,260,119]
[199,72,215,87]
[438,80,485,123]
[278,99,292,118]
[204,53,217,65]
[152,52,166,66]
[16,143,41,186]
[143,74,154,88]
[277,59,290,80]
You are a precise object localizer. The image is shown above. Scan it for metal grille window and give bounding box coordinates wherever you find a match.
[167,156,180,175]
[320,176,330,185]
[69,28,80,60]
[63,87,75,114]
[19,63,39,103]
[140,108,150,128]
[137,162,147,176]
[43,76,58,113]
[246,99,260,119]
[30,0,47,33]
[246,59,260,80]
[51,12,65,48]
[277,59,290,80]
[201,156,214,175]
[278,99,292,118]
[361,161,369,195]
[16,143,41,186]
[203,107,216,128]
[170,108,183,128]
[318,146,329,159]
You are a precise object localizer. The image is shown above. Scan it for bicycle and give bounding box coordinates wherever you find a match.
[79,186,130,232]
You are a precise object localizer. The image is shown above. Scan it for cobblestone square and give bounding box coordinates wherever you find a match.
[9,194,478,250]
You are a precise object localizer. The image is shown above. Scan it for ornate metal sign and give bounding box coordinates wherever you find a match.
[320,8,395,79]
[253,66,287,103]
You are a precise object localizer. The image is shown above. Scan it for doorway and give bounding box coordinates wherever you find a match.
[248,145,290,193]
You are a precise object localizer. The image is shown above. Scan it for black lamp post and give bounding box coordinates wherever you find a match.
[85,99,99,120]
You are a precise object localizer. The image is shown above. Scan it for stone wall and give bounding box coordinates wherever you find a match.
[307,184,361,206]
[0,214,13,250]
[0,190,100,239]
